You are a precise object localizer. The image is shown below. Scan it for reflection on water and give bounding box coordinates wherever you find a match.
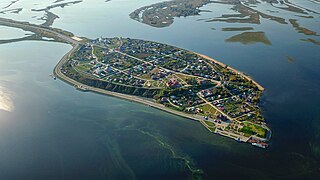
[0,26,33,40]
[0,86,14,112]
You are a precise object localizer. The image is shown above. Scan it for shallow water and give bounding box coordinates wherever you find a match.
[0,26,32,40]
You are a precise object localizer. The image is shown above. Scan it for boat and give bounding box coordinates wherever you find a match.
[248,139,258,143]
[49,74,57,80]
[251,142,268,149]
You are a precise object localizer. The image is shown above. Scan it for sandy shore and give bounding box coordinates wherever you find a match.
[195,53,265,91]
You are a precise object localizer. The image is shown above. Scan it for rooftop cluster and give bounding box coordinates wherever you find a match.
[61,37,270,148]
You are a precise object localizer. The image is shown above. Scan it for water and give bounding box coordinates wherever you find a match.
[0,41,207,179]
[0,0,320,179]
[0,26,33,40]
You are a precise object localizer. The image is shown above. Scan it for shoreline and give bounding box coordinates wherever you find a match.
[53,44,204,121]
[195,53,265,91]
[53,44,268,144]
[0,17,268,146]
[54,45,265,119]
[53,47,202,122]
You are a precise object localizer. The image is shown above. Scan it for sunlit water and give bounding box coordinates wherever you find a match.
[0,86,14,112]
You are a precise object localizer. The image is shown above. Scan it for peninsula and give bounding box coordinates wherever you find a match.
[0,17,271,148]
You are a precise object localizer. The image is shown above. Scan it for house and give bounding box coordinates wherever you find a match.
[95,67,103,75]
[167,78,180,88]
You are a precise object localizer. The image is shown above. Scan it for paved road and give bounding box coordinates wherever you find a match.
[0,17,79,45]
[0,17,84,91]
[115,50,222,86]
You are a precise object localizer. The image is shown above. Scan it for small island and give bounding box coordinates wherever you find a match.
[130,0,211,28]
[60,37,271,148]
[0,17,271,148]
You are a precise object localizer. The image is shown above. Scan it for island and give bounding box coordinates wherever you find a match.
[129,0,289,28]
[0,17,271,148]
[130,0,211,28]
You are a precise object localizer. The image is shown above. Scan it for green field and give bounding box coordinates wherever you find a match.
[240,122,267,138]
[75,63,93,72]
[203,121,216,132]
[198,104,217,117]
